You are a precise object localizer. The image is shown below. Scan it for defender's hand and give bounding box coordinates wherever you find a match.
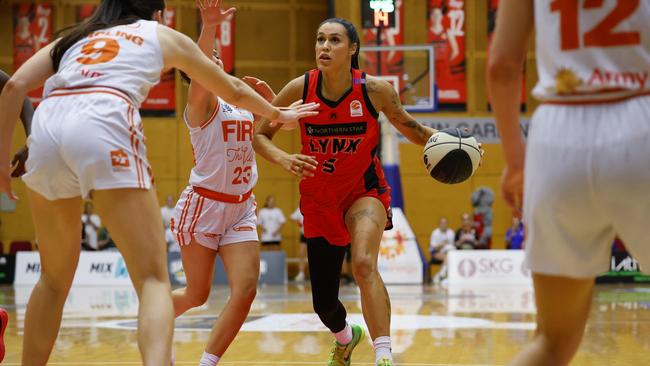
[11,145,28,177]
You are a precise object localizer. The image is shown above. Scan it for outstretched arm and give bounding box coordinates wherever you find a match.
[486,0,533,214]
[185,0,236,127]
[366,76,437,145]
[158,26,317,125]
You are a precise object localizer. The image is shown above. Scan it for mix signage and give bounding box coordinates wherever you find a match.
[15,251,131,286]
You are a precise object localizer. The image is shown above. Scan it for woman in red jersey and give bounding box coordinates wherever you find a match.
[254,18,440,366]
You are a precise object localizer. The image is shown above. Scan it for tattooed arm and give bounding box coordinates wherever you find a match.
[365,76,437,146]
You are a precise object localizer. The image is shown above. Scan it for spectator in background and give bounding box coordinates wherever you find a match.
[258,195,286,250]
[471,187,494,249]
[429,217,456,283]
[505,217,525,250]
[455,213,478,249]
[429,217,455,260]
[81,202,101,251]
[290,208,308,281]
[97,227,116,251]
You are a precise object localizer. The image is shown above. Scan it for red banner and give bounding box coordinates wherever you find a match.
[363,0,404,88]
[487,0,526,108]
[76,4,95,21]
[427,0,466,107]
[216,16,235,74]
[197,12,236,75]
[13,3,53,106]
[141,8,176,112]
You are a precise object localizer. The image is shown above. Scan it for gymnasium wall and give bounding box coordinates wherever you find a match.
[0,0,537,257]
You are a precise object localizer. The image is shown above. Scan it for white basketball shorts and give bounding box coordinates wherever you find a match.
[22,88,152,200]
[524,96,650,278]
[171,186,258,251]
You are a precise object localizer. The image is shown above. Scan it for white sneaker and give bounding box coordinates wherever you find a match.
[294,272,305,282]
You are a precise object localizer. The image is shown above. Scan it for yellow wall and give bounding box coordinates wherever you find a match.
[0,0,535,257]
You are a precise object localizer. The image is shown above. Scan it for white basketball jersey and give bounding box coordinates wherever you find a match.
[43,20,163,106]
[187,98,258,196]
[533,0,650,103]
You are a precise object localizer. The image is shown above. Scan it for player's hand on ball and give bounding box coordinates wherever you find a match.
[423,128,481,184]
[270,100,319,130]
[280,154,318,178]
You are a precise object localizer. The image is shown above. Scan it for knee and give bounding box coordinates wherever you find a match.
[231,280,257,306]
[351,254,377,283]
[184,287,210,308]
[40,272,74,295]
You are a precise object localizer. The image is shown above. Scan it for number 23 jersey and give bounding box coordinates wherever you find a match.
[186,98,258,196]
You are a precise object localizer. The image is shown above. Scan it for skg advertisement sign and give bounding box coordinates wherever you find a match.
[15,252,131,285]
[447,250,531,285]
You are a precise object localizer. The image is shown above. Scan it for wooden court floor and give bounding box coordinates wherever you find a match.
[1,282,649,365]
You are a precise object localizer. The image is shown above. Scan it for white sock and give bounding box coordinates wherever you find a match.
[199,352,220,366]
[334,323,353,345]
[373,336,392,363]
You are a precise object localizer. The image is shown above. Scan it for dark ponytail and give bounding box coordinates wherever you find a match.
[51,0,165,71]
[319,18,361,69]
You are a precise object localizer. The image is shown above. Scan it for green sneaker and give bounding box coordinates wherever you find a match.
[376,356,393,366]
[327,324,365,366]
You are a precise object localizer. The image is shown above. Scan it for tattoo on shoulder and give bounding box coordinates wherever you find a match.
[365,78,380,94]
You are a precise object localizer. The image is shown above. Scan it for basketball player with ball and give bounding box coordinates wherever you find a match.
[488,1,649,365]
[254,18,482,366]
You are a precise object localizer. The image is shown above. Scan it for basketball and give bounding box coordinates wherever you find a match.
[423,128,481,184]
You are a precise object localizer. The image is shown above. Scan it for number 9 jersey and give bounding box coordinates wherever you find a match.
[22,20,163,200]
[533,0,650,104]
[43,19,163,106]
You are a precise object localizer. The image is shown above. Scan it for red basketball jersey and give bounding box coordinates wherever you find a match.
[299,68,390,213]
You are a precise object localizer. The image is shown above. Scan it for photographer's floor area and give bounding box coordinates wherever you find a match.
[1,283,649,365]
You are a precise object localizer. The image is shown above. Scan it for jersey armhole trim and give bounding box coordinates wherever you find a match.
[361,72,380,120]
[302,72,310,103]
[183,98,220,130]
[200,98,221,129]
